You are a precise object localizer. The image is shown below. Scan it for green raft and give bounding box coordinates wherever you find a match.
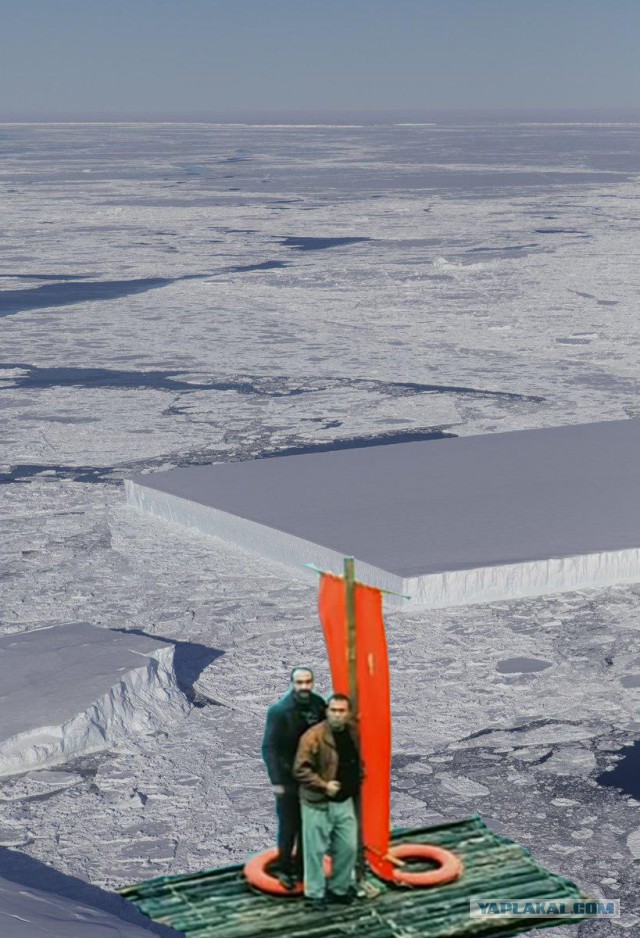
[120,815,596,937]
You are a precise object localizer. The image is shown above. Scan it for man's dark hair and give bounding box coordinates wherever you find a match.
[327,692,351,709]
[290,666,315,682]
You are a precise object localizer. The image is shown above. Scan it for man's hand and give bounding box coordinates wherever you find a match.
[272,784,285,796]
[326,780,341,797]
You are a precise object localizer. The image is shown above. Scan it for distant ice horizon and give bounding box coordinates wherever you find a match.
[3,106,640,126]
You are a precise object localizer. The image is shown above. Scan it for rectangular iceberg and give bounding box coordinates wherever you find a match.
[125,418,640,607]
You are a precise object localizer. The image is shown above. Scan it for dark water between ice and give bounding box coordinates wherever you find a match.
[0,364,541,402]
[596,739,640,798]
[0,278,173,317]
[0,365,253,393]
[227,259,288,272]
[279,236,371,251]
[0,273,94,281]
[0,261,291,316]
[0,464,112,484]
[496,657,552,674]
[260,428,455,459]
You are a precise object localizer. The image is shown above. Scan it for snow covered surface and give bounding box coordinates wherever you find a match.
[128,418,640,606]
[0,874,160,937]
[3,117,640,936]
[0,623,189,778]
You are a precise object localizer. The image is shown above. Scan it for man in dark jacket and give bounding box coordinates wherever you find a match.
[261,667,326,889]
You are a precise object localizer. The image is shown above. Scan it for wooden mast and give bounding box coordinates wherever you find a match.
[343,555,358,718]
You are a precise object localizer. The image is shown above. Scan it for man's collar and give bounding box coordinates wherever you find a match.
[322,721,352,745]
[323,720,358,745]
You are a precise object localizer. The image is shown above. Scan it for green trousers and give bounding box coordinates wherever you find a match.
[301,798,358,899]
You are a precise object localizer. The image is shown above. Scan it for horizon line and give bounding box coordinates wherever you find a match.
[2,106,640,126]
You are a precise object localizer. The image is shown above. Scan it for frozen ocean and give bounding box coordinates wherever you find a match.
[2,115,640,935]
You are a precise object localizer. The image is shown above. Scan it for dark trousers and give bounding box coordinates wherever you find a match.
[275,788,303,876]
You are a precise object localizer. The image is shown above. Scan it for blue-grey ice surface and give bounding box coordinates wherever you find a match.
[0,871,175,937]
[2,116,640,933]
[127,418,640,599]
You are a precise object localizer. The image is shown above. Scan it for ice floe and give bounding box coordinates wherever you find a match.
[0,624,189,779]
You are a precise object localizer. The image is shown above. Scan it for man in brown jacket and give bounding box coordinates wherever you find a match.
[293,693,362,910]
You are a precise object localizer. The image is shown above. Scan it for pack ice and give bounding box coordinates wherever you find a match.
[0,623,189,779]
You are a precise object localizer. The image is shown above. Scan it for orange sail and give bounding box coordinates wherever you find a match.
[318,573,395,880]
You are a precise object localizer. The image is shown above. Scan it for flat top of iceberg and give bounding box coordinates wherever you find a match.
[0,624,171,742]
[0,872,159,937]
[129,418,640,577]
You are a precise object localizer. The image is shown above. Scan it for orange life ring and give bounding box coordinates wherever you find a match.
[243,848,332,897]
[388,843,463,887]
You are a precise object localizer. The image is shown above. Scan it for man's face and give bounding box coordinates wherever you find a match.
[291,669,314,700]
[326,698,351,730]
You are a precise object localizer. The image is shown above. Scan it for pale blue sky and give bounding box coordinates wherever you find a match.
[1,0,639,117]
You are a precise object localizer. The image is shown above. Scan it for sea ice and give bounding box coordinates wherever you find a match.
[0,623,189,779]
[0,874,162,937]
[627,827,640,859]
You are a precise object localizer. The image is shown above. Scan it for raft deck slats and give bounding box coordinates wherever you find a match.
[120,816,594,937]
